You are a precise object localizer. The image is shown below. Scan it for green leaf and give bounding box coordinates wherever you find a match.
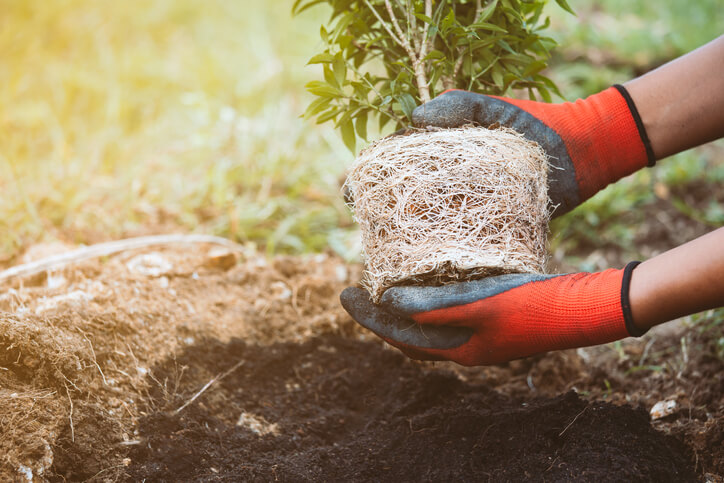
[503,72,519,88]
[472,22,506,33]
[331,13,353,42]
[424,50,445,61]
[491,68,504,88]
[501,6,523,22]
[526,1,544,25]
[538,86,552,103]
[355,111,368,140]
[307,52,334,65]
[522,60,546,77]
[341,120,356,153]
[305,80,341,97]
[496,39,517,55]
[440,9,456,33]
[555,0,576,16]
[379,113,391,132]
[303,97,333,119]
[323,64,338,88]
[536,15,551,32]
[351,81,370,100]
[335,107,357,129]
[478,0,498,22]
[316,107,340,124]
[414,13,433,24]
[333,53,347,86]
[396,93,417,120]
[463,56,472,77]
[470,37,500,51]
[539,75,565,100]
[292,0,325,15]
[339,34,353,51]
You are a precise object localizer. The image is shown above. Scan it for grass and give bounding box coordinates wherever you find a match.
[0,0,352,262]
[0,0,721,269]
[545,0,724,100]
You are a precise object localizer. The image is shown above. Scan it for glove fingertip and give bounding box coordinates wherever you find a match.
[340,286,370,315]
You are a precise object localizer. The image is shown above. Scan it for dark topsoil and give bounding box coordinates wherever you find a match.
[120,335,698,482]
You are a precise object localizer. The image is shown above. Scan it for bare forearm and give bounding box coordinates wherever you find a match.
[625,35,724,160]
[630,227,724,331]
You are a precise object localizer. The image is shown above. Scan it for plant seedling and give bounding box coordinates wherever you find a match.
[294,0,572,151]
[294,0,573,297]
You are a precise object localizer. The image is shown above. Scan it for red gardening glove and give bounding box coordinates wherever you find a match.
[340,262,646,366]
[411,86,656,216]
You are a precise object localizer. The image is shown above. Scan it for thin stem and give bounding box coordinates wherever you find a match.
[377,0,430,102]
[404,0,419,53]
[340,93,404,125]
[453,55,465,80]
[445,0,489,90]
[414,0,433,102]
[342,62,406,125]
[467,54,500,90]
[419,0,432,61]
[363,0,407,53]
[385,0,413,57]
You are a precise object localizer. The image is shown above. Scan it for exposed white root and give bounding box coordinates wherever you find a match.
[345,126,551,302]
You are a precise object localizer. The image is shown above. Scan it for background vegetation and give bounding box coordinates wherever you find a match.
[1,0,722,278]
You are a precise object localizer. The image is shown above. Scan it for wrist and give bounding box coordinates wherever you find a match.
[620,261,647,336]
[610,85,656,167]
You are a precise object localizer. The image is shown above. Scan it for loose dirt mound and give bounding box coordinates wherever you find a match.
[0,243,721,481]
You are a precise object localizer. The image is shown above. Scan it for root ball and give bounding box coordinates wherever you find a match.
[344,126,551,302]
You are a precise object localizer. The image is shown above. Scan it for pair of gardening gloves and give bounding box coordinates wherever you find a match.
[341,86,656,366]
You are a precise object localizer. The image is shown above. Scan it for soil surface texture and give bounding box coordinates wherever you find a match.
[0,242,721,482]
[126,335,697,482]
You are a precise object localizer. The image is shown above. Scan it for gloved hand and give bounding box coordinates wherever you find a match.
[412,86,656,216]
[340,262,646,366]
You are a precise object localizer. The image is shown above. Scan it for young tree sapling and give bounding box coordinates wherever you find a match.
[294,0,571,151]
[295,0,573,300]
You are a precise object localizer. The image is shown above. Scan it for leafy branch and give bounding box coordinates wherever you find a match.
[294,0,574,151]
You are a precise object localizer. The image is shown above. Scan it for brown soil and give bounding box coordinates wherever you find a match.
[125,335,696,482]
[0,242,722,482]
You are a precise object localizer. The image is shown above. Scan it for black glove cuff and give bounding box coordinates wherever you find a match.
[621,261,648,337]
[613,84,656,167]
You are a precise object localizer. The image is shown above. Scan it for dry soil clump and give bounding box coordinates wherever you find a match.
[345,126,550,301]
